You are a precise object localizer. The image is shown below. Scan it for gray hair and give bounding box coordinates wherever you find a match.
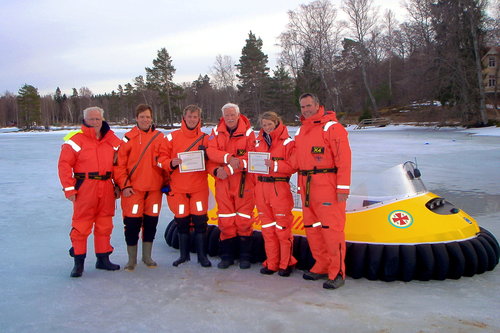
[221,103,240,115]
[83,106,104,119]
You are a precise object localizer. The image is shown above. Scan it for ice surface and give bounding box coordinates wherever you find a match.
[0,126,499,332]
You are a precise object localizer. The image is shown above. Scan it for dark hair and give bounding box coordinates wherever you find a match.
[135,104,153,118]
[299,93,319,105]
[183,104,202,117]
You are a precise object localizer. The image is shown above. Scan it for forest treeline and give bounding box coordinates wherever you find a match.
[1,0,499,128]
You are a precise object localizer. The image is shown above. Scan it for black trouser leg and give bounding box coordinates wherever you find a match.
[192,214,211,267]
[239,236,253,269]
[142,215,159,242]
[124,217,143,246]
[172,216,191,267]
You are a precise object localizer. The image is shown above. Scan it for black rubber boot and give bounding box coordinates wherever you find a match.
[191,214,211,267]
[194,232,211,267]
[260,267,276,275]
[303,270,328,280]
[173,233,191,266]
[95,252,120,271]
[217,238,235,269]
[238,236,253,269]
[323,274,345,289]
[278,266,293,277]
[70,254,86,278]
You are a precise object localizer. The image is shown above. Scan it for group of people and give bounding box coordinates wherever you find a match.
[57,93,351,290]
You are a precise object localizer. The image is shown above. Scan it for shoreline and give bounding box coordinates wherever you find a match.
[1,124,500,137]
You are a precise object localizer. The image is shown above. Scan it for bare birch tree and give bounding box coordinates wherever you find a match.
[468,0,489,125]
[403,0,435,51]
[343,0,379,116]
[486,0,500,45]
[210,54,236,101]
[278,0,345,109]
[211,55,236,89]
[382,9,397,103]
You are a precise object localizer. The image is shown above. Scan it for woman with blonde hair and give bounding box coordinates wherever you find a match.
[254,111,297,276]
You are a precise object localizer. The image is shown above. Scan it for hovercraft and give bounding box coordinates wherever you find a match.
[165,161,499,281]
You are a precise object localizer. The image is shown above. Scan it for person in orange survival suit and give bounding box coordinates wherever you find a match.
[58,106,122,278]
[114,104,166,271]
[254,112,298,277]
[284,93,351,290]
[156,104,215,268]
[206,103,256,269]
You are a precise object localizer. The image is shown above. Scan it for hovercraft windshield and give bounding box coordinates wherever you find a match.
[347,161,427,212]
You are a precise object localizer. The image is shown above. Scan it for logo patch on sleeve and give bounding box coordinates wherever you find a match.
[311,146,325,154]
[237,149,246,156]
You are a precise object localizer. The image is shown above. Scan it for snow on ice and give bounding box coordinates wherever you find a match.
[0,125,499,332]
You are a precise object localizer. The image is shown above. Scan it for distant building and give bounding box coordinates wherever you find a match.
[482,46,500,95]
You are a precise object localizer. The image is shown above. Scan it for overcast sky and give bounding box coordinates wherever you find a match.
[0,0,405,96]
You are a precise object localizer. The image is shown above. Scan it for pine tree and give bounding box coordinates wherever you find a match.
[146,48,176,125]
[192,74,214,120]
[430,0,488,125]
[268,65,296,123]
[17,84,41,129]
[54,87,68,124]
[124,83,136,121]
[108,90,121,122]
[295,48,323,101]
[69,88,79,123]
[134,75,149,105]
[236,31,271,120]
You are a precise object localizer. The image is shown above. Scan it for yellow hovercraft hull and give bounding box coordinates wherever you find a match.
[165,174,499,282]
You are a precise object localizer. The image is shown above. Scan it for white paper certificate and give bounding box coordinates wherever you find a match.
[248,152,270,174]
[178,150,205,173]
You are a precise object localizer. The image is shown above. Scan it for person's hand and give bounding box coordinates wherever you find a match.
[229,157,240,170]
[216,167,228,180]
[67,194,76,202]
[114,185,121,199]
[264,159,272,167]
[337,193,349,202]
[123,187,135,197]
[171,158,182,168]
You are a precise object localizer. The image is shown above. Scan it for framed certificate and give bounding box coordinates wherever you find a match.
[248,152,270,174]
[178,150,205,173]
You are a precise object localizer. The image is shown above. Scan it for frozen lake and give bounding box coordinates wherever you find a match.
[0,125,499,332]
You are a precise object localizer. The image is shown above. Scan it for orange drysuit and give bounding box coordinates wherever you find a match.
[114,126,164,217]
[58,121,121,256]
[114,125,165,245]
[285,107,351,280]
[206,114,256,240]
[156,119,212,221]
[254,122,298,271]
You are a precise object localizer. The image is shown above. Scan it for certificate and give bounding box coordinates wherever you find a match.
[248,152,270,174]
[178,150,205,173]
